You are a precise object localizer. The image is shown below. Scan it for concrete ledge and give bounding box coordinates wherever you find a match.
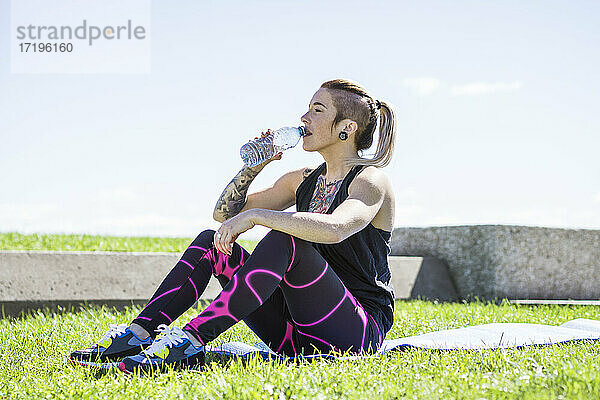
[0,250,223,302]
[391,225,600,300]
[389,256,458,302]
[0,250,457,316]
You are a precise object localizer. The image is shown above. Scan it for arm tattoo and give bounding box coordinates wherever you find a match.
[214,166,261,220]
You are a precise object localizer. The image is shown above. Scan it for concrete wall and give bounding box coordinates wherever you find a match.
[0,250,457,315]
[0,251,223,302]
[391,225,600,300]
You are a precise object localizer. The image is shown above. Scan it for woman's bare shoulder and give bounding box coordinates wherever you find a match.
[351,165,395,202]
[352,166,395,231]
[355,165,393,188]
[283,165,320,193]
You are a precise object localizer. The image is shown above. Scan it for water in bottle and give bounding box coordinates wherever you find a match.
[240,126,305,167]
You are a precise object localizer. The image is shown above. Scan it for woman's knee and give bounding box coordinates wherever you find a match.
[258,230,300,250]
[255,230,316,270]
[192,229,216,247]
[263,230,315,253]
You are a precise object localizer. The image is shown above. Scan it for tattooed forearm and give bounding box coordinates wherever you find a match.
[213,166,262,221]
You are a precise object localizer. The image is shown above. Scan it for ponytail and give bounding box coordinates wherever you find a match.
[343,99,396,168]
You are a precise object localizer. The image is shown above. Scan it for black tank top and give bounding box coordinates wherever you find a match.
[295,162,395,336]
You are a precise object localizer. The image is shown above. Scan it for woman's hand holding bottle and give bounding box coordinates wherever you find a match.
[246,129,283,173]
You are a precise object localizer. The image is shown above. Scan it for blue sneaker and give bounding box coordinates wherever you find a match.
[118,325,205,374]
[69,324,153,368]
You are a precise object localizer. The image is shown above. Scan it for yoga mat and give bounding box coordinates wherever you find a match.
[205,318,600,360]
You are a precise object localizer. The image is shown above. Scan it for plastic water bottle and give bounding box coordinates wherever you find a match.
[240,126,305,167]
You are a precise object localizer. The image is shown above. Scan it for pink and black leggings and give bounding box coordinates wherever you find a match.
[132,229,382,356]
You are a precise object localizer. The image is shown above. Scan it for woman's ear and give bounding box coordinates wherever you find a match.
[338,119,359,136]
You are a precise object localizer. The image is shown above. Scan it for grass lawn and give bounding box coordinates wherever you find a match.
[0,232,259,253]
[2,233,600,399]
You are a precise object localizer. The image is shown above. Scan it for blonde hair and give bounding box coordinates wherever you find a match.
[320,78,397,168]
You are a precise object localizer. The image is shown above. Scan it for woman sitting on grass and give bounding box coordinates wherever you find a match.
[70,78,397,373]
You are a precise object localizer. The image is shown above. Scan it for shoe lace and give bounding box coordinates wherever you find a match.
[98,323,129,344]
[143,324,188,357]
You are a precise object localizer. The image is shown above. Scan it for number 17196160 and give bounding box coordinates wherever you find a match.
[19,42,73,52]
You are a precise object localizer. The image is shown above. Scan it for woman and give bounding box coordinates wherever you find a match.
[69,78,397,373]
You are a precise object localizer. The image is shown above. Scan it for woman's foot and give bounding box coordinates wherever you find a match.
[69,324,153,367]
[118,325,205,374]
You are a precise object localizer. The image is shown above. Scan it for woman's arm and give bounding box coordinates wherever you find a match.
[213,162,309,224]
[214,130,285,222]
[252,210,341,244]
[251,168,388,243]
[213,165,264,222]
[213,166,389,254]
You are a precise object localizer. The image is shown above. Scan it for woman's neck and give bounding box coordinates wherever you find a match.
[318,145,358,182]
[321,163,352,183]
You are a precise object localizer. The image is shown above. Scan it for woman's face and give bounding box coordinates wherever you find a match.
[300,88,339,152]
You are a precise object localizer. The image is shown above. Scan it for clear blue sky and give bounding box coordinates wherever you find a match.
[1,0,598,240]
